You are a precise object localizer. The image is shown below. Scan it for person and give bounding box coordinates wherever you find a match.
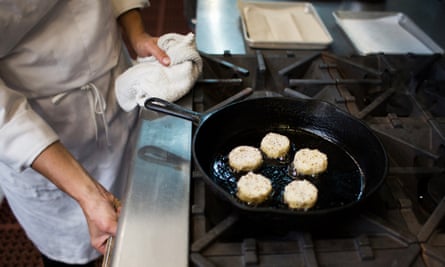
[0,0,170,266]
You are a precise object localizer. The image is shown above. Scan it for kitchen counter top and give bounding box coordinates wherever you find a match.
[110,95,192,267]
[196,0,445,56]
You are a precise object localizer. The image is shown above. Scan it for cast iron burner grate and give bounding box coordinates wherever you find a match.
[189,51,445,267]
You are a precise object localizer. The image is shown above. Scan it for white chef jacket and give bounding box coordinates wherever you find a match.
[0,0,148,264]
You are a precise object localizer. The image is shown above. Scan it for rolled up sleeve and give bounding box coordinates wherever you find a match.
[0,79,59,172]
[111,0,150,17]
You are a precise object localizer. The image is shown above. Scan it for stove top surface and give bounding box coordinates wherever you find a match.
[189,51,445,267]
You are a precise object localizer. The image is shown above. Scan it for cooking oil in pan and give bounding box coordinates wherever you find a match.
[210,129,365,211]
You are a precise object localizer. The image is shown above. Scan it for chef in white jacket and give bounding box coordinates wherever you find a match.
[0,0,170,265]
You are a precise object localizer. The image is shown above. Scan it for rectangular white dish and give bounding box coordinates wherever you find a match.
[238,1,333,49]
[333,11,444,55]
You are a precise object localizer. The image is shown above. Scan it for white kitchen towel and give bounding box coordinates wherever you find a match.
[115,32,203,111]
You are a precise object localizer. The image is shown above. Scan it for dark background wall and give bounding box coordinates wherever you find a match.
[141,0,192,36]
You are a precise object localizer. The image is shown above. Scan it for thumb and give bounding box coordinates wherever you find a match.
[152,48,170,66]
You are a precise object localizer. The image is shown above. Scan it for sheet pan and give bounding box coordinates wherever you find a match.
[333,11,443,55]
[238,1,333,49]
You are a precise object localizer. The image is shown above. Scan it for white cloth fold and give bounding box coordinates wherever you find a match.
[115,32,203,112]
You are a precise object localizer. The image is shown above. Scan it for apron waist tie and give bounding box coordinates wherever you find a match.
[50,83,110,147]
[80,83,111,147]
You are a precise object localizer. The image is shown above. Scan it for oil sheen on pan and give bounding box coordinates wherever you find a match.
[210,128,365,211]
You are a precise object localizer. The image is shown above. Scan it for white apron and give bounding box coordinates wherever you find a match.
[0,0,146,263]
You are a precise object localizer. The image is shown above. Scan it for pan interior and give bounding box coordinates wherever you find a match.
[209,127,365,211]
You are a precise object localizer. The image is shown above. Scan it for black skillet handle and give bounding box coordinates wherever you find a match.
[144,97,203,125]
[144,88,254,125]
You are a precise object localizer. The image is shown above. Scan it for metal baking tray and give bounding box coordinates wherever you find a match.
[333,11,444,55]
[238,1,333,49]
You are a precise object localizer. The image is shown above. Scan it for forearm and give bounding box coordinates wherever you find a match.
[117,9,146,51]
[31,141,98,205]
[117,9,170,65]
[31,141,118,253]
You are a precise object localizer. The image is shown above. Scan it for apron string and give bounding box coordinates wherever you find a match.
[50,83,111,147]
[81,83,110,147]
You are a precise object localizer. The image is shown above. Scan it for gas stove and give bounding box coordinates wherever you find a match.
[189,51,445,267]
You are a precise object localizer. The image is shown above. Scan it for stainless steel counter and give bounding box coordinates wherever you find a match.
[196,0,445,56]
[110,95,192,267]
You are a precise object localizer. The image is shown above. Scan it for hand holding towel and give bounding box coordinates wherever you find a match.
[115,32,202,112]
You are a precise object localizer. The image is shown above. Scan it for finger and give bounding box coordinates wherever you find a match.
[152,49,170,66]
[112,197,122,216]
[160,56,171,66]
[112,197,121,210]
[94,234,111,254]
[147,40,170,66]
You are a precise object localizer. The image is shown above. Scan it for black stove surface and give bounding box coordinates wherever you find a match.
[190,51,445,267]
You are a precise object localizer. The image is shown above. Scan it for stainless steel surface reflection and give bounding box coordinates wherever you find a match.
[110,95,192,267]
[196,0,445,56]
[196,0,246,54]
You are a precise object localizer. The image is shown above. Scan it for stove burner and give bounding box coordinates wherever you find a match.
[190,51,445,267]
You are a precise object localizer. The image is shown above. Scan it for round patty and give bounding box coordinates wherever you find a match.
[293,148,328,176]
[283,179,318,210]
[260,132,291,159]
[236,172,272,204]
[228,145,263,172]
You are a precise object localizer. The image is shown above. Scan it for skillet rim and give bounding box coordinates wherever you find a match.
[191,96,389,216]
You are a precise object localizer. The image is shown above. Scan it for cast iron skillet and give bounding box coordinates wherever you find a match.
[144,95,388,216]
